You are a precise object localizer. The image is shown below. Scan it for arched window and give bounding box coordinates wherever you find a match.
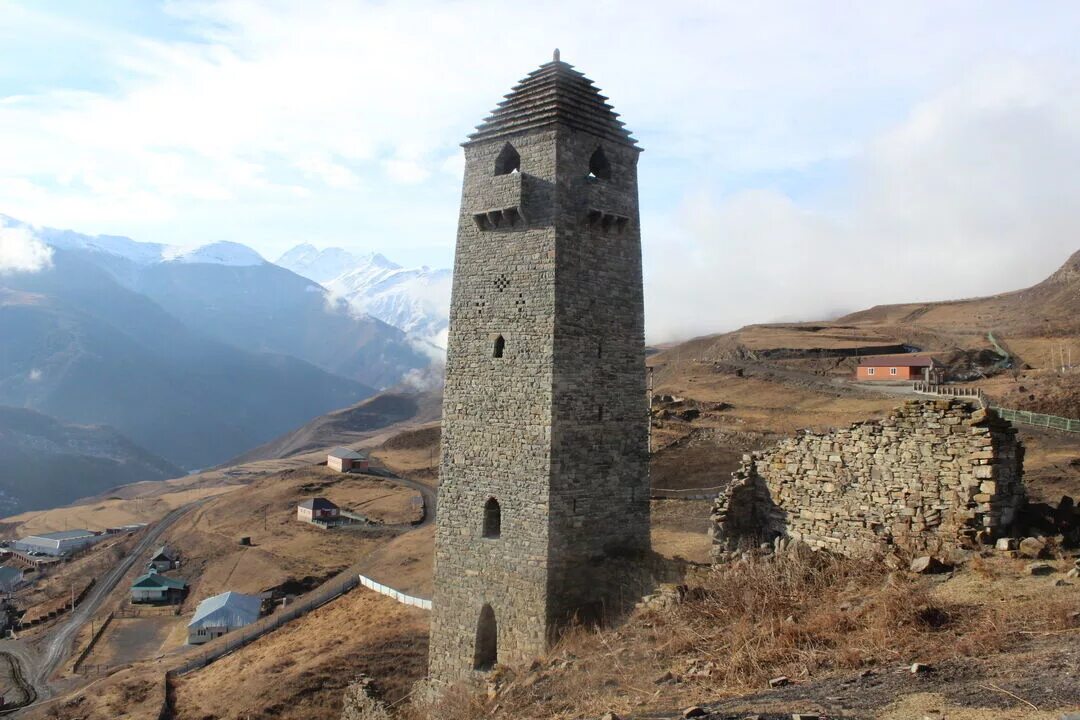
[483,497,501,538]
[588,147,611,180]
[494,143,520,176]
[493,335,505,358]
[473,604,498,671]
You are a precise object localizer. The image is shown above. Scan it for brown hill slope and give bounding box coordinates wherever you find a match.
[840,248,1080,336]
[229,389,442,464]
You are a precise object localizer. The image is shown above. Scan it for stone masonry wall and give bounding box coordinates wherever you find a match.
[430,62,650,684]
[711,400,1025,557]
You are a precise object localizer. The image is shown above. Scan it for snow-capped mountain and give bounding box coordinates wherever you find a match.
[8,215,266,267]
[161,241,264,266]
[276,243,368,283]
[278,243,452,347]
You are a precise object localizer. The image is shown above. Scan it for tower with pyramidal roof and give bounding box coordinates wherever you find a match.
[429,51,650,682]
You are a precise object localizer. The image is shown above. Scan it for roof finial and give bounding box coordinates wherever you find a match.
[553,48,560,62]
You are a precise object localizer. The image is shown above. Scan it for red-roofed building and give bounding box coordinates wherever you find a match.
[856,355,942,382]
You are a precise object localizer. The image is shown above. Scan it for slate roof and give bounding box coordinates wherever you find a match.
[298,497,338,511]
[467,51,639,149]
[859,355,937,368]
[150,545,175,561]
[132,569,188,590]
[327,447,365,460]
[188,591,262,630]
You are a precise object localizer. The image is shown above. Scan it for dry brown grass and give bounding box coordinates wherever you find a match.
[407,551,1077,720]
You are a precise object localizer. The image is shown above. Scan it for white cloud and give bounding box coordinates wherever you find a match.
[2,2,1079,340]
[645,66,1080,342]
[0,221,52,275]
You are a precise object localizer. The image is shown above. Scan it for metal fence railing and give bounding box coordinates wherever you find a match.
[991,407,1080,433]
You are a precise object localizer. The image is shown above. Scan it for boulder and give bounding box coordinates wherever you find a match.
[769,676,791,688]
[1028,562,1055,576]
[995,537,1017,551]
[682,707,707,718]
[910,662,932,674]
[910,556,947,574]
[1018,537,1047,559]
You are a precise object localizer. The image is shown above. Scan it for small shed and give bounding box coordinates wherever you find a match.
[327,447,368,473]
[148,545,178,572]
[297,497,340,524]
[187,591,262,645]
[131,569,188,604]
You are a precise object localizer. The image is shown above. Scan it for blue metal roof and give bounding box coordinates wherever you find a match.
[188,591,262,630]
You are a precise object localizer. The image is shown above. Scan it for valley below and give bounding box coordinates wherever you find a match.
[0,251,1077,720]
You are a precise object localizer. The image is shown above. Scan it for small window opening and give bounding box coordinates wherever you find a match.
[597,341,603,359]
[493,335,505,358]
[597,405,604,422]
[494,143,520,176]
[588,147,611,180]
[473,604,498,671]
[483,497,501,539]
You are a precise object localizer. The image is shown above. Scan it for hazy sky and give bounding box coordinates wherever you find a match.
[2,1,1079,341]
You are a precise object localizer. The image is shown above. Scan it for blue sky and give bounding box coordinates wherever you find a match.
[2,1,1079,340]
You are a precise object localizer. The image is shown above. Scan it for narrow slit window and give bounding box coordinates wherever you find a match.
[494,143,520,176]
[598,405,604,422]
[493,335,505,358]
[483,497,501,539]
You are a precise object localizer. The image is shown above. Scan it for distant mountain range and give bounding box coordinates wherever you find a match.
[0,406,181,513]
[0,215,441,509]
[277,244,452,346]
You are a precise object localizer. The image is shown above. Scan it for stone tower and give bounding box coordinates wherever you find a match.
[429,51,650,683]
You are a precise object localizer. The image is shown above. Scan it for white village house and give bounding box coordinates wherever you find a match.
[148,545,178,572]
[187,591,263,645]
[327,447,368,473]
[131,569,188,604]
[297,497,340,524]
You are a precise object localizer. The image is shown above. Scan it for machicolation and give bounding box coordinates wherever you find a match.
[711,399,1025,557]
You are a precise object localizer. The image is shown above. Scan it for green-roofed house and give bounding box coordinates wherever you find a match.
[131,568,188,604]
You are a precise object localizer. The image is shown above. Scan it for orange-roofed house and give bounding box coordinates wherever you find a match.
[856,355,942,382]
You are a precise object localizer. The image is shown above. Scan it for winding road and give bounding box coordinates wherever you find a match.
[0,464,432,715]
[0,500,206,713]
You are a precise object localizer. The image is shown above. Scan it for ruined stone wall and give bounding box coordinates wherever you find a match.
[711,400,1025,557]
